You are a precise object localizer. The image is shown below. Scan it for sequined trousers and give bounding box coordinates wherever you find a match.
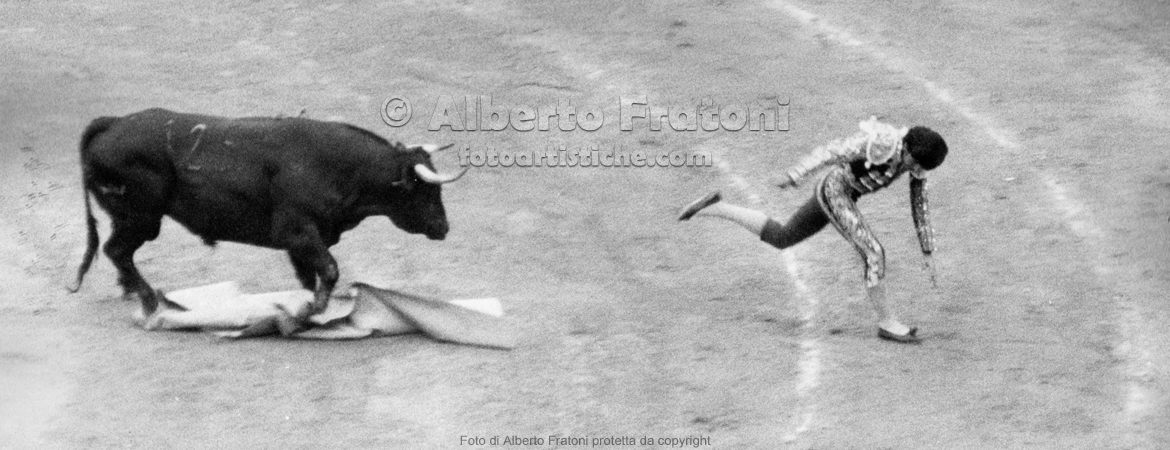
[816,165,886,288]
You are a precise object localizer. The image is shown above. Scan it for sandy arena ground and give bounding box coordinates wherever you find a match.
[1,0,1168,448]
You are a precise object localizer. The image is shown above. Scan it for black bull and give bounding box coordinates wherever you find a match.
[68,108,467,318]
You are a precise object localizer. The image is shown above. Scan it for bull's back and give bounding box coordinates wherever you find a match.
[81,109,377,247]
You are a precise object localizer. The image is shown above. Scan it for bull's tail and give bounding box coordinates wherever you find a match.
[68,117,117,293]
[67,190,99,293]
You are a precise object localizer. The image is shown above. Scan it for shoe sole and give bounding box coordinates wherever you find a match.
[677,191,721,221]
[877,327,921,344]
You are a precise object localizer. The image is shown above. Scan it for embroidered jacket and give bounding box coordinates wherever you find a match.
[784,117,936,254]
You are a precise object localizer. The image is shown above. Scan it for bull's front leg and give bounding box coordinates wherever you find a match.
[289,245,338,317]
[288,252,318,291]
[276,214,339,321]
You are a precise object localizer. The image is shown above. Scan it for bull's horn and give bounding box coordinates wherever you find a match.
[414,164,468,184]
[408,143,455,154]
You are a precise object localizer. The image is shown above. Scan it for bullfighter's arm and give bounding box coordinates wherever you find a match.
[910,166,939,287]
[778,131,868,187]
[909,166,934,254]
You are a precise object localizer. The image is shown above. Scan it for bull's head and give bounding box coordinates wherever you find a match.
[386,143,467,240]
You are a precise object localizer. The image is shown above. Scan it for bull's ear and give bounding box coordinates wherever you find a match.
[391,165,416,190]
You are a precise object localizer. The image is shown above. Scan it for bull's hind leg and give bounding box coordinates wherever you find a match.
[104,213,164,315]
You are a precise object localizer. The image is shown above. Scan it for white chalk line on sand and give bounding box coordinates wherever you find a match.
[768,0,1153,436]
[712,157,820,442]
[510,13,824,441]
[1043,175,1153,422]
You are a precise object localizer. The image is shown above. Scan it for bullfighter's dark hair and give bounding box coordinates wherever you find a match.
[903,126,948,170]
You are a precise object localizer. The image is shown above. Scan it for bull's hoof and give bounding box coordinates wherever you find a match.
[878,327,921,344]
[125,290,161,317]
[127,289,186,318]
[306,299,329,317]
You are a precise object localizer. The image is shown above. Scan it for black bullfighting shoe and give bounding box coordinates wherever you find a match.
[878,327,921,344]
[677,191,721,221]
